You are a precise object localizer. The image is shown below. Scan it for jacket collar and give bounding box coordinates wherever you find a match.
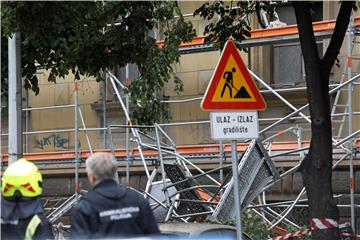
[92,179,127,199]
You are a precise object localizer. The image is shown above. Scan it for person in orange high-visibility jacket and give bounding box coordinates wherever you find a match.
[1,158,54,240]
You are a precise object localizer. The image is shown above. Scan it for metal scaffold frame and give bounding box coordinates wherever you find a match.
[104,60,359,235]
[1,14,359,238]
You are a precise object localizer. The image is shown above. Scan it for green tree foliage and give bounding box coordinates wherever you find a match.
[1,35,8,115]
[242,210,275,239]
[1,1,195,124]
[221,210,275,239]
[194,1,275,49]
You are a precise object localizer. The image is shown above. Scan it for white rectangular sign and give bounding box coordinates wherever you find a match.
[210,111,259,140]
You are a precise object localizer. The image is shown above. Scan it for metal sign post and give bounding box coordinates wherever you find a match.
[231,140,242,240]
[201,39,267,239]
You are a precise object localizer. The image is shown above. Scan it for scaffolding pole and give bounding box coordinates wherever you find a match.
[219,140,224,183]
[0,4,2,168]
[103,77,107,148]
[347,20,356,232]
[0,35,1,171]
[125,64,130,185]
[154,124,170,208]
[78,108,93,154]
[74,80,80,200]
[108,74,151,179]
[25,89,29,152]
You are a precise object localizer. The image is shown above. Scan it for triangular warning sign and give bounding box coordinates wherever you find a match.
[201,39,266,111]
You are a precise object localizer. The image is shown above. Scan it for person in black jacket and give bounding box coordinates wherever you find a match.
[71,152,160,239]
[1,158,54,240]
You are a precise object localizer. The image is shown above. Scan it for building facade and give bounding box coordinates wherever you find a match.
[1,1,359,232]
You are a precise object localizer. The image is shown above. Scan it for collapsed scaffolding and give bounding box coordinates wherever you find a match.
[1,16,360,239]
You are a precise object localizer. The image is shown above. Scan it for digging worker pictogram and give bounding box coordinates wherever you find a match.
[71,152,160,239]
[221,67,236,98]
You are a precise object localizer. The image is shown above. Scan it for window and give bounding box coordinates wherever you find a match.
[272,43,303,85]
[271,3,323,86]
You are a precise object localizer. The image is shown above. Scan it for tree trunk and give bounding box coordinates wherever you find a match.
[293,2,354,239]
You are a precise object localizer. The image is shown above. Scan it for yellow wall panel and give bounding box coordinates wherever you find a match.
[54,84,70,105]
[178,71,198,96]
[56,72,75,84]
[198,123,213,144]
[173,62,181,73]
[78,131,98,150]
[196,52,219,70]
[35,70,50,85]
[180,101,199,121]
[74,79,100,104]
[29,84,55,107]
[29,111,42,130]
[169,103,181,122]
[168,124,198,145]
[38,110,58,130]
[68,132,81,151]
[82,104,98,127]
[197,108,209,121]
[198,69,213,95]
[54,108,76,129]
[178,53,202,72]
[178,1,204,15]
[163,78,177,97]
[30,110,73,132]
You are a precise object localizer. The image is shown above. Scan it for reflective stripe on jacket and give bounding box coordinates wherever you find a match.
[25,214,41,240]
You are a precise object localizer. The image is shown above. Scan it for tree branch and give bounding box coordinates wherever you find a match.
[322,1,354,74]
[293,1,321,95]
[293,2,319,66]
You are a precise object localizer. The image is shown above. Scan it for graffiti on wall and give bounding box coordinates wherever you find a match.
[35,134,81,150]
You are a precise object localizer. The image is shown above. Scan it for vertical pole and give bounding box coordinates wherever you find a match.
[155,124,170,207]
[25,89,29,152]
[231,140,242,240]
[0,4,2,233]
[101,0,107,149]
[0,26,2,170]
[296,126,304,159]
[347,20,355,232]
[219,140,224,183]
[74,80,79,199]
[0,74,1,171]
[78,108,93,154]
[103,76,107,148]
[108,126,115,157]
[8,33,22,165]
[125,64,130,185]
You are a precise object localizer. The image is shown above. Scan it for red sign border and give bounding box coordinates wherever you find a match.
[201,40,266,111]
